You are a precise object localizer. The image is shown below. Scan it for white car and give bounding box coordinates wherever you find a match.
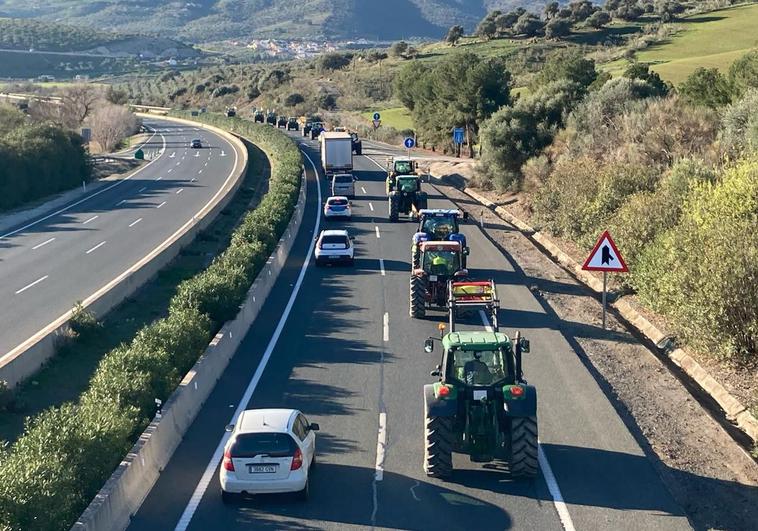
[323,196,352,219]
[220,408,319,502]
[314,229,354,266]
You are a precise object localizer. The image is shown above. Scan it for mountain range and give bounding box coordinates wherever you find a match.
[0,0,546,42]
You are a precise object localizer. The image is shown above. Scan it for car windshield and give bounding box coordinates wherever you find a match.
[451,349,507,386]
[230,433,296,458]
[394,161,413,174]
[422,250,459,275]
[328,198,348,206]
[422,216,456,237]
[334,175,353,183]
[321,235,348,248]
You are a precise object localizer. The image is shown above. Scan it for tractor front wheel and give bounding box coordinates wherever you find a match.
[509,416,539,478]
[389,192,399,222]
[409,275,426,318]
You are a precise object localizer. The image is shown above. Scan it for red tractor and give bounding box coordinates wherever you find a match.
[410,241,468,318]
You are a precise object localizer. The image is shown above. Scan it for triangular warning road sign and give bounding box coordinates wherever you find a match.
[582,230,628,272]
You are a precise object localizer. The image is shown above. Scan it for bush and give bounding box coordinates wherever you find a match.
[678,67,732,108]
[69,301,99,338]
[632,157,758,362]
[0,380,13,412]
[720,89,758,158]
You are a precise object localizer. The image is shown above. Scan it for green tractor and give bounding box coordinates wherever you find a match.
[422,280,538,479]
[387,175,428,222]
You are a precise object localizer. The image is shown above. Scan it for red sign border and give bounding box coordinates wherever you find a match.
[582,230,628,272]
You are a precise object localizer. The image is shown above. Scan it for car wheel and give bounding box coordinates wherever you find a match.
[297,476,310,501]
[221,490,236,504]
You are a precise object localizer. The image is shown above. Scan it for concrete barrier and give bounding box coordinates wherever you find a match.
[0,116,248,388]
[71,161,308,531]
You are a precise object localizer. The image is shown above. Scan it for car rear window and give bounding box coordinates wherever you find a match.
[230,433,296,458]
[328,198,348,206]
[321,235,348,246]
[334,175,353,184]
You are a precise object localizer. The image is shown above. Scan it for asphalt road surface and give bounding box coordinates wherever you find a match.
[127,132,691,530]
[0,118,241,358]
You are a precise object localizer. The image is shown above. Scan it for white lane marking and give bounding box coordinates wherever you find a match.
[379,258,386,276]
[220,150,226,157]
[375,412,387,481]
[191,177,197,182]
[85,241,106,254]
[176,188,184,195]
[477,311,576,531]
[157,201,167,209]
[117,199,127,206]
[138,186,147,193]
[32,237,55,250]
[169,152,175,158]
[15,275,48,294]
[195,151,200,157]
[539,446,576,531]
[369,202,374,212]
[156,176,163,181]
[383,312,389,342]
[410,481,421,501]
[204,161,208,167]
[198,169,203,174]
[167,168,173,174]
[362,186,367,194]
[176,161,181,166]
[83,215,98,225]
[174,150,321,531]
[375,226,380,239]
[129,218,142,227]
[0,127,163,241]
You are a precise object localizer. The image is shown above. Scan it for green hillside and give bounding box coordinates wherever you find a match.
[0,17,124,52]
[617,4,758,83]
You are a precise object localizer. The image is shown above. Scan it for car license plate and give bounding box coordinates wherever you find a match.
[329,255,339,259]
[429,275,438,281]
[250,464,277,473]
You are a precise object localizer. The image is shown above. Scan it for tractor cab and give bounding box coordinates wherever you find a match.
[421,280,538,478]
[409,241,467,317]
[413,209,469,267]
[253,110,265,123]
[389,157,417,177]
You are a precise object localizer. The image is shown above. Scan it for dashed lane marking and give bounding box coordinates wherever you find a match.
[15,275,48,295]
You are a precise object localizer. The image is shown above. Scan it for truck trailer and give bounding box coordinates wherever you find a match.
[320,132,353,176]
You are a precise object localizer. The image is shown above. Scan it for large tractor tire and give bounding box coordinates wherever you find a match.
[411,246,420,269]
[509,416,539,478]
[409,275,427,318]
[388,192,399,222]
[424,414,454,478]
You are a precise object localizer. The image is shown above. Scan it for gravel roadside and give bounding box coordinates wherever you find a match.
[435,180,758,531]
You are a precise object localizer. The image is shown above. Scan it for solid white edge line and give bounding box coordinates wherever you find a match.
[0,127,164,240]
[375,412,387,481]
[538,446,577,531]
[379,258,386,276]
[32,237,55,250]
[477,311,576,531]
[174,150,321,531]
[85,241,106,254]
[15,275,49,295]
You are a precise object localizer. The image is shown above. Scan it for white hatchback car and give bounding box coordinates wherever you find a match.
[323,196,352,219]
[220,409,319,502]
[314,229,354,266]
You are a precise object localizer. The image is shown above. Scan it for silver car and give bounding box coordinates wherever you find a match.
[331,173,355,198]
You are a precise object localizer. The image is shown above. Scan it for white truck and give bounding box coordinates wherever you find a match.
[320,132,353,176]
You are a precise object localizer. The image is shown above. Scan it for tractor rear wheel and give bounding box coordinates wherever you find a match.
[409,275,426,318]
[411,246,420,269]
[509,416,538,478]
[424,415,454,478]
[389,192,399,222]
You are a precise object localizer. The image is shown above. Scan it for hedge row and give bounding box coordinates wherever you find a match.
[0,115,302,531]
[0,110,92,212]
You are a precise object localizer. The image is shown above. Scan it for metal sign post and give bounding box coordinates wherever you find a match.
[581,230,628,330]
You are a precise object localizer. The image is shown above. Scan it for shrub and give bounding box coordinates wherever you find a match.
[69,301,99,338]
[0,380,13,412]
[632,157,758,362]
[678,67,732,108]
[720,89,758,158]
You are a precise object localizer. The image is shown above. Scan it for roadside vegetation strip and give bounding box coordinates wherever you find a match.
[0,116,302,531]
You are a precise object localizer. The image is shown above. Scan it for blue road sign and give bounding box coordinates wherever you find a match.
[404,137,416,149]
[373,112,381,120]
[453,127,465,145]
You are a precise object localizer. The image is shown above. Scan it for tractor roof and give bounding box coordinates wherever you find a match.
[419,209,461,217]
[443,331,511,351]
[419,241,462,251]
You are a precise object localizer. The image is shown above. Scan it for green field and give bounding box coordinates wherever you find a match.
[361,106,414,131]
[610,4,758,84]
